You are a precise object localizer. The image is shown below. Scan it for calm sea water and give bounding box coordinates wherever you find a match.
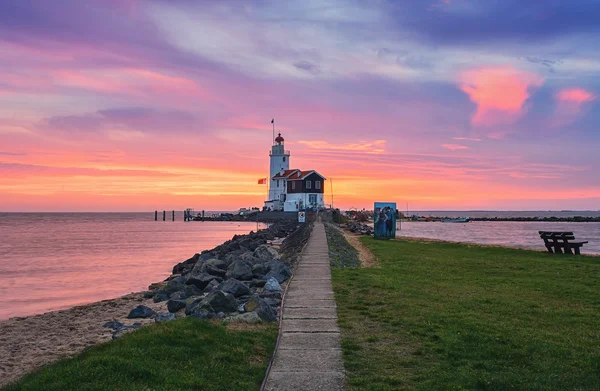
[0,213,265,320]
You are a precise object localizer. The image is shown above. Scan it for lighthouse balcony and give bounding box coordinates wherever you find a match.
[269,150,290,156]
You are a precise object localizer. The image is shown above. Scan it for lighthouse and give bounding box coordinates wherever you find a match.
[268,133,290,204]
[264,131,327,212]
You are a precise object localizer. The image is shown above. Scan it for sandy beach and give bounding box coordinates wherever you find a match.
[0,292,167,388]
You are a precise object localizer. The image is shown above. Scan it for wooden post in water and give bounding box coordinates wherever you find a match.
[183,210,187,222]
[163,210,166,221]
[155,210,158,221]
[172,210,175,221]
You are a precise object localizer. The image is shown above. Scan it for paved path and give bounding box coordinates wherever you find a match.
[265,223,345,391]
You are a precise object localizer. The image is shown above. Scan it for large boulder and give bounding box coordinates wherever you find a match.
[225,260,253,281]
[203,279,220,293]
[163,276,186,295]
[172,253,200,275]
[240,251,261,265]
[245,296,277,322]
[264,260,292,283]
[153,292,169,303]
[186,273,222,290]
[220,279,251,297]
[252,263,266,278]
[185,298,213,316]
[127,305,156,319]
[254,245,279,262]
[201,258,228,277]
[202,291,238,313]
[167,299,187,313]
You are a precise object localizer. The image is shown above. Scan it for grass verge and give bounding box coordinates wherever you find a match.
[332,238,600,390]
[3,318,277,391]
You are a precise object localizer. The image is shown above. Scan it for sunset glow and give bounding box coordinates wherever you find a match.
[1,0,599,211]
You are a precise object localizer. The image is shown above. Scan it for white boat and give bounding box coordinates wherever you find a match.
[441,216,470,223]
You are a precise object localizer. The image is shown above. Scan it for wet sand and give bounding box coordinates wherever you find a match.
[0,292,167,388]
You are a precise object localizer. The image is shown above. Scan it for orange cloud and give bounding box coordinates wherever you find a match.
[459,66,543,127]
[297,140,387,154]
[442,144,469,151]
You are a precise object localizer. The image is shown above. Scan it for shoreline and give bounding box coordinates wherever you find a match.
[0,292,166,387]
[0,220,306,388]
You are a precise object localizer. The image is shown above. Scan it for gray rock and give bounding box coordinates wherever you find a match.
[264,260,292,283]
[190,310,213,320]
[215,312,226,319]
[252,263,266,278]
[250,278,267,288]
[167,299,187,313]
[220,278,251,297]
[185,298,213,316]
[226,260,253,280]
[127,305,156,319]
[203,279,220,293]
[152,292,169,303]
[186,273,222,290]
[237,303,246,313]
[240,251,261,265]
[155,312,176,323]
[163,276,186,294]
[184,285,203,297]
[201,258,228,277]
[225,312,262,323]
[142,291,155,299]
[103,321,124,330]
[202,291,238,313]
[264,277,282,292]
[245,296,277,322]
[170,291,187,300]
[254,245,279,261]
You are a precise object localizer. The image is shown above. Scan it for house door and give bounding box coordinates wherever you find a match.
[309,194,317,205]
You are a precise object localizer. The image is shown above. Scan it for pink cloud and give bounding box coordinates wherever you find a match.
[556,88,595,103]
[452,137,481,141]
[553,88,596,126]
[459,66,543,127]
[442,144,469,151]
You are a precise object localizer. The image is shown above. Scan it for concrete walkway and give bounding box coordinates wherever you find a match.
[265,223,345,391]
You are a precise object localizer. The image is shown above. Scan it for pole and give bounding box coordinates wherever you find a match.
[272,118,275,145]
[163,210,166,221]
[172,210,175,221]
[330,178,334,210]
[155,210,157,221]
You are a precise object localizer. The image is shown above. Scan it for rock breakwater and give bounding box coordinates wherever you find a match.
[116,221,307,334]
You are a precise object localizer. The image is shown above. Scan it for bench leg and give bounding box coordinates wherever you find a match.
[574,247,581,255]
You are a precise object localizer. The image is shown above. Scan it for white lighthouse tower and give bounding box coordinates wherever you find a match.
[267,133,290,209]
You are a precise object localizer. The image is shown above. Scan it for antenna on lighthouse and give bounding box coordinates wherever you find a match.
[271,118,275,145]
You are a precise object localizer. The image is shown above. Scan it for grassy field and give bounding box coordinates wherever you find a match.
[3,318,277,391]
[332,238,600,391]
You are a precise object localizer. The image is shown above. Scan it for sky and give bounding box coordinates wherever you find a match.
[0,0,599,212]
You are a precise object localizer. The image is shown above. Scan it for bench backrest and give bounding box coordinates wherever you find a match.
[539,231,575,241]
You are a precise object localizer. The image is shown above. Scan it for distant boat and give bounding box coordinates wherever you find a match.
[441,216,470,223]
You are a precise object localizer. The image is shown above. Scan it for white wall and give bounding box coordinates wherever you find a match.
[268,144,290,202]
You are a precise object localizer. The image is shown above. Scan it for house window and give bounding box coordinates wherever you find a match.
[306,180,312,189]
[277,180,280,187]
[283,156,286,162]
[291,181,296,190]
[309,194,317,204]
[316,181,321,190]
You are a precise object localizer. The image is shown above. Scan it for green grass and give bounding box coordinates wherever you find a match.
[3,318,277,391]
[332,238,600,391]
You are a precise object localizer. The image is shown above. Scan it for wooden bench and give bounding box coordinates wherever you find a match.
[538,231,588,255]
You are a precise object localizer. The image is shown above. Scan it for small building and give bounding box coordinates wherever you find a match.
[264,133,326,212]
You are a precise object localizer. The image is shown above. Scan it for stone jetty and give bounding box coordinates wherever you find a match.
[110,221,307,339]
